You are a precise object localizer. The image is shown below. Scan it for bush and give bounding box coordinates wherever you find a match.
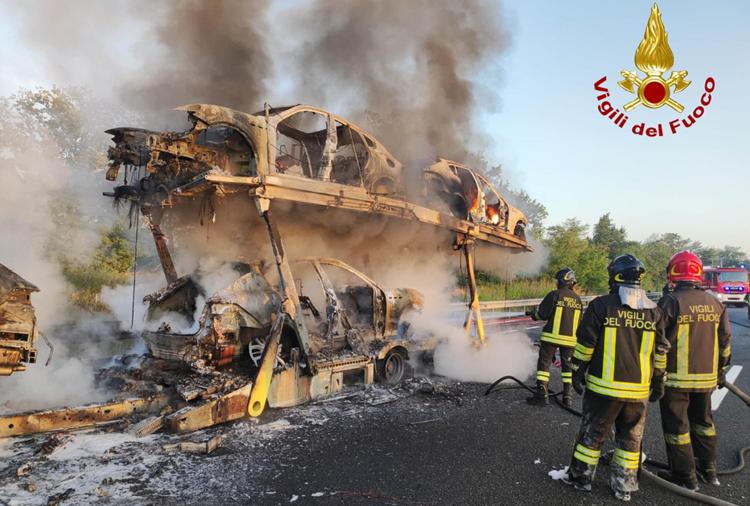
[61,223,134,312]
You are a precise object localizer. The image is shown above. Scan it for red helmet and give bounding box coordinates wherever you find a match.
[667,250,703,283]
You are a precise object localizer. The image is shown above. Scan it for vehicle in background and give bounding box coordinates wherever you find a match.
[702,267,749,306]
[0,264,40,376]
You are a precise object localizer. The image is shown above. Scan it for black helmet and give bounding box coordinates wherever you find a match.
[555,268,577,287]
[608,254,645,287]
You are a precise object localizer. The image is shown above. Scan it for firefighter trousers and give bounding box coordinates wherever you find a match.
[535,341,573,386]
[569,391,647,493]
[659,389,717,482]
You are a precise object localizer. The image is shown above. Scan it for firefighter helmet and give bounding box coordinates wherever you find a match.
[555,268,577,287]
[608,254,645,287]
[667,250,703,283]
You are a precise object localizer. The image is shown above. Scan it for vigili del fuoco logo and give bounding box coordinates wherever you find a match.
[594,3,715,137]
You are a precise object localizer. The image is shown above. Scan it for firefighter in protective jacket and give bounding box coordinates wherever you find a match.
[657,251,732,490]
[526,268,582,407]
[563,254,669,501]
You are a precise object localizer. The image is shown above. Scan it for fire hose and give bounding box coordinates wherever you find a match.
[485,375,750,506]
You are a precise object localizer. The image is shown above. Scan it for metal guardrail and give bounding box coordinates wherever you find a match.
[450,292,662,312]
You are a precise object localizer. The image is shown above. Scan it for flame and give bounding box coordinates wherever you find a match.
[634,3,674,76]
[486,206,500,225]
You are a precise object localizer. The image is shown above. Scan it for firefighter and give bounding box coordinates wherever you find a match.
[657,251,732,490]
[562,254,669,501]
[525,268,583,407]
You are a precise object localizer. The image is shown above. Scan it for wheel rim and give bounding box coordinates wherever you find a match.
[384,352,404,383]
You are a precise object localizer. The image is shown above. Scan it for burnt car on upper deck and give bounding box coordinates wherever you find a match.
[105,103,529,244]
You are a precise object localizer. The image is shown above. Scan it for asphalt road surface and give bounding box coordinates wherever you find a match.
[1,308,748,505]
[245,307,750,506]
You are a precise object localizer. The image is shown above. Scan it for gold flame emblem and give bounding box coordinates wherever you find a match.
[618,3,690,112]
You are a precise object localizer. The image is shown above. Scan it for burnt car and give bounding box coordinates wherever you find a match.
[0,264,40,376]
[105,103,529,251]
[423,159,528,240]
[142,257,426,391]
[107,104,404,199]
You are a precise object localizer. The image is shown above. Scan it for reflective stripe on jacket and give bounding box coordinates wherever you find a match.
[574,293,669,401]
[535,287,583,348]
[658,285,732,391]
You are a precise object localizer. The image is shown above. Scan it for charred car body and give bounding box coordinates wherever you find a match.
[423,159,528,239]
[106,104,530,250]
[143,257,424,386]
[0,264,40,376]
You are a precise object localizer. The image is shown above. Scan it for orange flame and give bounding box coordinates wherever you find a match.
[634,3,674,75]
[486,206,500,225]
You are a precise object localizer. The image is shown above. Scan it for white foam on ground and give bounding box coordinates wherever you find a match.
[548,466,569,480]
[49,432,143,461]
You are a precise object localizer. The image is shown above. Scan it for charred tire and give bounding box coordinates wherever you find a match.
[376,348,410,385]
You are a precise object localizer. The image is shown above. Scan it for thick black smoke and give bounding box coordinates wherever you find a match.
[123,0,272,115]
[280,0,508,169]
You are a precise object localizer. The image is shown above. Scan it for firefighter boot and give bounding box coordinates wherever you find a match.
[657,470,699,492]
[562,383,573,407]
[696,460,720,486]
[526,382,549,406]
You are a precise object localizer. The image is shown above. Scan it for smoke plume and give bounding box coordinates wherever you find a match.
[122,0,272,120]
[1,0,541,403]
[276,0,508,171]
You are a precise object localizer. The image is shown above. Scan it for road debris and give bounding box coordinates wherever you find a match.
[16,462,30,477]
[127,415,164,437]
[46,488,75,506]
[162,435,223,454]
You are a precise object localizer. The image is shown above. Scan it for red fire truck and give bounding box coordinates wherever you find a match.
[702,267,749,305]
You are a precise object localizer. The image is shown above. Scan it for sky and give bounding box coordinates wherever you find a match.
[492,1,749,254]
[0,0,747,254]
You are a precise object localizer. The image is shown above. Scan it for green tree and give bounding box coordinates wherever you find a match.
[544,219,609,293]
[61,223,134,312]
[1,86,140,312]
[695,246,749,267]
[592,213,630,260]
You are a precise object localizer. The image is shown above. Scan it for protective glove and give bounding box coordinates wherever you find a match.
[570,364,585,395]
[649,374,665,402]
[572,370,585,395]
[717,366,728,389]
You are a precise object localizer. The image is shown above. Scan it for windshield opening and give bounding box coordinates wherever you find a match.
[718,271,748,283]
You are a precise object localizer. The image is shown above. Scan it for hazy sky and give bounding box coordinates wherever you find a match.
[0,1,747,253]
[492,1,749,254]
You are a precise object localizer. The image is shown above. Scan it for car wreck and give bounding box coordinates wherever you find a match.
[103,103,530,345]
[0,103,531,438]
[142,257,426,384]
[0,264,50,376]
[105,103,530,250]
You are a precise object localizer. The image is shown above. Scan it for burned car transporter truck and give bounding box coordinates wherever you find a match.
[0,103,530,437]
[106,103,530,344]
